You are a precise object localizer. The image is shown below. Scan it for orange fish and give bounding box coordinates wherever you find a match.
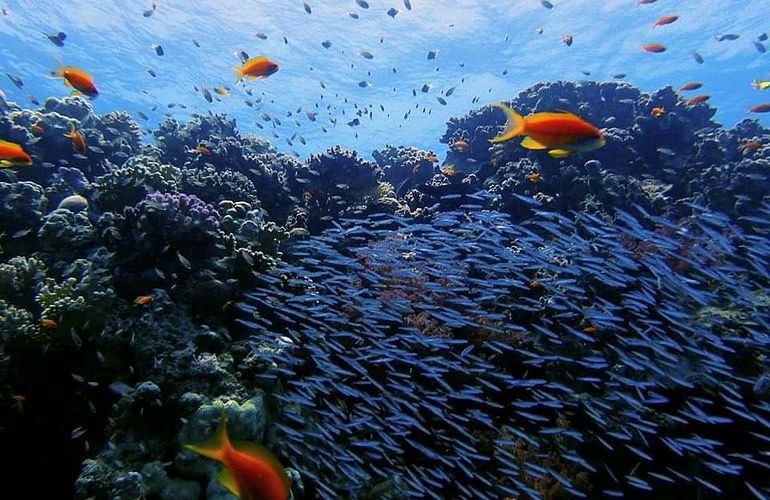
[64,123,87,153]
[450,139,470,152]
[653,15,679,28]
[30,123,45,135]
[739,141,762,153]
[748,103,770,113]
[185,411,291,500]
[687,94,710,105]
[426,153,439,163]
[41,318,58,329]
[680,82,702,91]
[650,106,665,118]
[526,172,542,183]
[441,166,458,176]
[0,139,33,168]
[529,280,544,289]
[196,145,211,155]
[134,295,154,305]
[233,56,279,83]
[489,103,605,158]
[562,35,573,46]
[582,326,597,334]
[53,64,99,97]
[642,43,666,53]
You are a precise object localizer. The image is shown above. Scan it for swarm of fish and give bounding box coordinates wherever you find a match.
[240,203,770,498]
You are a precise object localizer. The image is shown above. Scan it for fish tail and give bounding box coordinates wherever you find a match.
[232,67,243,83]
[489,103,526,143]
[184,410,231,463]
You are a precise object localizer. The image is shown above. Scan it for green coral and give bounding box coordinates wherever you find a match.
[36,254,115,323]
[92,155,182,212]
[0,299,37,341]
[0,255,47,309]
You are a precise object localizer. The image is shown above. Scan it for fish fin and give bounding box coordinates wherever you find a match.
[0,160,12,168]
[520,136,549,150]
[232,440,291,490]
[232,67,243,83]
[0,139,21,148]
[216,467,240,496]
[548,149,573,158]
[489,103,526,143]
[184,411,231,463]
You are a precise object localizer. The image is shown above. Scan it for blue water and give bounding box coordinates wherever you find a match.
[0,0,768,157]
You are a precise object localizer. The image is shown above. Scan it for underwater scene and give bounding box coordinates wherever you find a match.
[1,0,770,498]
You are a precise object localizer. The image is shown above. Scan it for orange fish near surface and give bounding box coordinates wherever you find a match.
[680,82,703,91]
[64,124,87,153]
[185,411,291,500]
[233,56,279,83]
[0,139,33,168]
[642,43,666,53]
[748,103,770,113]
[53,64,99,97]
[687,94,710,105]
[488,103,605,158]
[653,15,679,28]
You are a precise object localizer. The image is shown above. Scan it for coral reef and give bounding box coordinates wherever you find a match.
[0,81,769,499]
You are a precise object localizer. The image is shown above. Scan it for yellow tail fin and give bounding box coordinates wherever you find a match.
[489,103,526,143]
[232,67,243,84]
[184,411,231,462]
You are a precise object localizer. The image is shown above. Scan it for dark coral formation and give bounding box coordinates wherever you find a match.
[0,80,769,499]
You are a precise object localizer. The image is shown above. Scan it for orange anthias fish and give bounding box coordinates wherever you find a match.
[185,411,291,500]
[450,139,470,152]
[752,80,770,91]
[53,64,99,97]
[749,103,770,113]
[233,56,279,83]
[0,139,33,168]
[653,15,679,28]
[134,295,154,305]
[739,141,763,153]
[687,94,710,105]
[526,172,542,183]
[196,145,212,155]
[64,124,87,153]
[642,43,667,53]
[650,106,666,118]
[680,82,703,91]
[488,103,605,158]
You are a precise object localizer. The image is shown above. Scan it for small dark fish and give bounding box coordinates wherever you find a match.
[427,49,439,60]
[255,32,268,40]
[143,2,156,17]
[356,0,369,8]
[445,86,456,96]
[137,111,148,120]
[714,34,740,41]
[322,40,332,48]
[192,39,200,47]
[347,118,361,126]
[387,7,399,17]
[45,31,66,46]
[403,0,412,10]
[147,69,156,77]
[358,81,371,88]
[348,11,359,18]
[152,44,164,55]
[691,51,704,64]
[541,0,554,8]
[360,50,374,59]
[303,2,311,14]
[753,41,766,53]
[6,73,23,89]
[421,83,430,92]
[436,96,447,105]
[612,73,626,79]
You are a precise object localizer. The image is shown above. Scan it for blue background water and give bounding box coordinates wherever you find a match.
[0,0,767,156]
